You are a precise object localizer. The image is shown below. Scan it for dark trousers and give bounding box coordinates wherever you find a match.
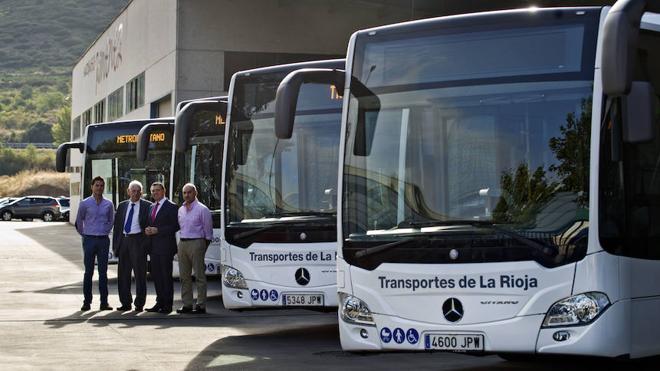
[117,234,147,307]
[150,253,174,309]
[82,235,110,305]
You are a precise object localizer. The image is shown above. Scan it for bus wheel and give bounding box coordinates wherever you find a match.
[42,211,54,222]
[1,211,12,221]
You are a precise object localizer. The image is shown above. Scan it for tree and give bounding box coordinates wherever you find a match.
[51,104,71,145]
[548,98,592,206]
[21,121,53,143]
[492,164,556,225]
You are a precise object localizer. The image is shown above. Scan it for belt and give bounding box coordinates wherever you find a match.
[123,233,143,237]
[84,235,107,239]
[180,237,204,241]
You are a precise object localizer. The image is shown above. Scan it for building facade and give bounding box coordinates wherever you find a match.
[68,0,424,218]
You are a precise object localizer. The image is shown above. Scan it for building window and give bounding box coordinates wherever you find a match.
[82,108,92,127]
[126,72,145,112]
[93,99,105,123]
[150,94,172,118]
[108,87,124,121]
[71,116,81,140]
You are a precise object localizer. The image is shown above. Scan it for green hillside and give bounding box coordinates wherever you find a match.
[0,0,129,145]
[0,0,130,71]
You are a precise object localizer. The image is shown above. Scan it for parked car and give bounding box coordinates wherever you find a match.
[0,197,17,206]
[0,196,62,222]
[57,197,70,221]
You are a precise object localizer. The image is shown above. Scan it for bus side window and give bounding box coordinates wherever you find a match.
[600,29,660,259]
[628,31,660,258]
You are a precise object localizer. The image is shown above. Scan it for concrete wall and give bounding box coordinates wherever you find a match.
[72,0,177,122]
[175,0,413,102]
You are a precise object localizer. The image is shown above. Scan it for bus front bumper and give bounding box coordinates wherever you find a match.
[340,300,627,357]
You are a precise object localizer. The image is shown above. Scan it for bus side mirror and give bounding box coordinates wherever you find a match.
[354,106,379,157]
[174,100,226,153]
[275,68,345,139]
[351,78,381,157]
[234,122,253,166]
[601,0,645,96]
[137,122,174,162]
[623,81,656,143]
[55,141,84,172]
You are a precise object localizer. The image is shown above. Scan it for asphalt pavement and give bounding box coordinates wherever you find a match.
[0,221,656,370]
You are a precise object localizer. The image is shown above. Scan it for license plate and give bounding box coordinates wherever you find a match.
[425,334,484,351]
[282,294,324,306]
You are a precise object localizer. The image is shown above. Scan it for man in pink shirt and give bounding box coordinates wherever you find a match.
[176,183,213,314]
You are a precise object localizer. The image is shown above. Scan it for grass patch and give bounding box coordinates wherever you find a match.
[0,170,68,197]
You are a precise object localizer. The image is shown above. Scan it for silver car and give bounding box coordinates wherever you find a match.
[0,196,62,222]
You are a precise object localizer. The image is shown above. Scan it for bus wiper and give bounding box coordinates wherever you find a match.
[231,224,281,241]
[265,211,335,219]
[396,219,442,229]
[393,219,558,257]
[467,221,559,257]
[354,237,423,259]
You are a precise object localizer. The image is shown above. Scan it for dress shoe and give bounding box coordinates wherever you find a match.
[99,304,113,311]
[116,305,132,311]
[80,303,91,311]
[134,306,143,312]
[158,307,172,314]
[192,305,206,314]
[176,306,193,314]
[145,305,161,313]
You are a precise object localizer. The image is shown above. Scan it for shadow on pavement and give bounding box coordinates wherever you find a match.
[182,325,660,371]
[16,223,85,265]
[183,324,505,370]
[31,278,118,295]
[43,294,335,330]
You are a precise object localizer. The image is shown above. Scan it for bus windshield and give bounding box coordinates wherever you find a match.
[83,122,172,205]
[342,11,599,266]
[225,74,342,225]
[172,108,225,226]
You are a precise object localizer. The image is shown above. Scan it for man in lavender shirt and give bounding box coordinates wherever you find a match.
[176,183,213,314]
[75,176,115,311]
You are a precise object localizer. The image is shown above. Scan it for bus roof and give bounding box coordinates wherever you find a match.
[234,59,345,78]
[352,6,603,39]
[85,117,174,131]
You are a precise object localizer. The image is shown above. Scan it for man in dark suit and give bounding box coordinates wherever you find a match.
[144,182,179,314]
[113,180,152,312]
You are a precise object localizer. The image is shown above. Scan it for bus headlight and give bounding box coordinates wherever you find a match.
[339,292,375,326]
[542,292,610,327]
[221,265,248,289]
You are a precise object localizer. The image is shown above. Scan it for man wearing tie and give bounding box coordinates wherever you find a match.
[144,182,179,314]
[113,180,152,312]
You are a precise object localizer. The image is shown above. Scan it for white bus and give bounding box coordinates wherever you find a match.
[275,1,660,358]
[57,118,174,261]
[137,97,227,275]
[221,60,344,309]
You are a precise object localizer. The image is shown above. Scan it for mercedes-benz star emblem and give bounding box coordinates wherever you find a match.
[442,298,464,322]
[295,267,310,286]
[449,249,459,260]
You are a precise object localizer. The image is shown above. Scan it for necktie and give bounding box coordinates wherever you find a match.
[124,203,135,234]
[150,202,159,222]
